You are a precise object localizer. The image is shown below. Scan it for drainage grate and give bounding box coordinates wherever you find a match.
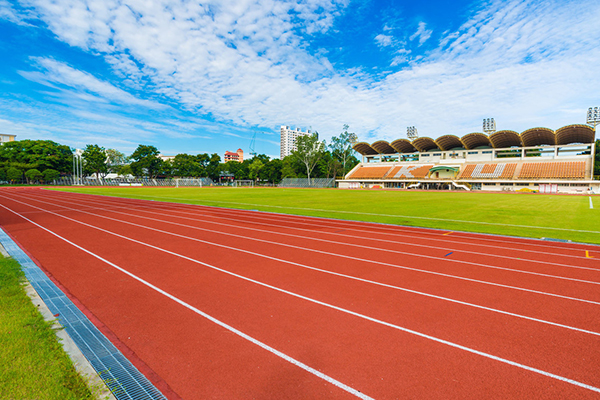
[0,228,167,400]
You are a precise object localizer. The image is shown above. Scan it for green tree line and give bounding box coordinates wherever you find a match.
[0,125,360,184]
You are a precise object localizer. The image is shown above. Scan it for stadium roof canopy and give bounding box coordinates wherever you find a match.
[353,142,378,155]
[435,135,464,151]
[489,130,522,148]
[555,124,595,145]
[370,140,396,154]
[390,139,418,153]
[351,124,596,156]
[412,137,438,152]
[461,132,491,149]
[520,127,555,146]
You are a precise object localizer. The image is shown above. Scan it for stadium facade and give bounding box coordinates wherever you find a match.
[341,124,599,194]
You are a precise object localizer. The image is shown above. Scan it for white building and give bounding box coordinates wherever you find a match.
[280,126,312,159]
[0,134,16,143]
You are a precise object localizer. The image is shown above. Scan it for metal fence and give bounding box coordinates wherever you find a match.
[278,178,335,188]
[52,177,214,187]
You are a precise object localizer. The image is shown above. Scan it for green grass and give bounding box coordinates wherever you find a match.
[0,254,95,400]
[50,186,600,244]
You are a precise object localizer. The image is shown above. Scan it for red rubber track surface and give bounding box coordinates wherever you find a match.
[1,187,600,399]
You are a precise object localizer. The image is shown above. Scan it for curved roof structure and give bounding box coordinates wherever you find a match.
[412,137,438,152]
[461,132,491,149]
[555,124,595,145]
[489,130,522,148]
[435,135,464,151]
[370,140,396,154]
[353,142,378,156]
[390,139,418,153]
[352,124,594,157]
[520,127,555,147]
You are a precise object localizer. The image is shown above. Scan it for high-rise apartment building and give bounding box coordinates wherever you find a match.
[280,126,312,159]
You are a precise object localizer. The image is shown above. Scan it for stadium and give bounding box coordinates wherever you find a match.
[343,123,597,194]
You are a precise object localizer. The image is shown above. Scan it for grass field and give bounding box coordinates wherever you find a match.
[0,254,95,400]
[51,186,600,245]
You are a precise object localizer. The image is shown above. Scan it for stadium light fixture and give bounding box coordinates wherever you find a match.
[73,149,83,186]
[407,126,419,139]
[483,118,496,134]
[587,107,600,129]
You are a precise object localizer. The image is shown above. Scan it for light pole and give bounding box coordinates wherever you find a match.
[587,107,600,129]
[73,149,83,185]
[483,118,496,134]
[407,126,418,139]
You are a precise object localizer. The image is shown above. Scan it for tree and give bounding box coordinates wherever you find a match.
[292,133,325,182]
[0,140,72,173]
[248,159,264,182]
[205,153,222,181]
[24,169,42,184]
[82,144,108,179]
[106,149,128,173]
[43,169,60,183]
[261,158,282,184]
[318,151,341,179]
[172,154,202,177]
[7,167,21,183]
[330,125,358,177]
[595,139,600,177]
[130,145,163,178]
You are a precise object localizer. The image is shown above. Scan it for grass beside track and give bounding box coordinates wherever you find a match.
[51,186,600,245]
[0,254,95,400]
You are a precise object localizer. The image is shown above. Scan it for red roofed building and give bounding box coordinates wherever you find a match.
[224,148,244,163]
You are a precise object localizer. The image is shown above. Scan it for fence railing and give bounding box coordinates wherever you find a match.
[51,177,214,187]
[278,178,335,188]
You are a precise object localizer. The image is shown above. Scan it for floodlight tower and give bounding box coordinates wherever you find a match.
[483,118,496,134]
[587,107,600,129]
[407,126,419,139]
[72,148,83,185]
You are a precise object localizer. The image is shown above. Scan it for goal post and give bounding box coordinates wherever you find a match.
[233,180,254,187]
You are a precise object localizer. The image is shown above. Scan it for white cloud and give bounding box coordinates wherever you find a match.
[374,34,393,47]
[14,0,600,146]
[409,21,432,46]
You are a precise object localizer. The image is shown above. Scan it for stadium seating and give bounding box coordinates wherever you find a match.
[460,163,517,179]
[347,166,394,179]
[518,161,586,179]
[386,165,433,179]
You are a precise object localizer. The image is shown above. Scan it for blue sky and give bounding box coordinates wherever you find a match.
[1,0,599,159]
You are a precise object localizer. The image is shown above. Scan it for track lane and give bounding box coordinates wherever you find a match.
[44,188,600,261]
[41,189,600,269]
[1,190,600,396]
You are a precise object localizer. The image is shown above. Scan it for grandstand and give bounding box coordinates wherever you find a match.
[342,124,598,193]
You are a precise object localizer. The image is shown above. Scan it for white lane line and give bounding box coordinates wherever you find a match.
[25,192,600,285]
[48,189,600,257]
[33,191,600,274]
[590,197,594,210]
[3,200,600,395]
[85,191,600,235]
[12,192,600,336]
[13,193,600,307]
[0,203,372,400]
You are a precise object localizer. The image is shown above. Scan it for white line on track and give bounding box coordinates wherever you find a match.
[590,196,594,210]
[0,204,372,399]
[57,189,600,262]
[33,191,600,274]
[25,192,600,287]
[2,198,600,395]
[98,192,600,234]
[6,193,600,332]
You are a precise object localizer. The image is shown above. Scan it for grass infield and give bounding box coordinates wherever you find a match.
[0,254,95,399]
[51,186,600,245]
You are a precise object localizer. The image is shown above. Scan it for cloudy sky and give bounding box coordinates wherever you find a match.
[1,0,599,158]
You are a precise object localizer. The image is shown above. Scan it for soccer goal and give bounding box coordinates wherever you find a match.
[233,180,254,187]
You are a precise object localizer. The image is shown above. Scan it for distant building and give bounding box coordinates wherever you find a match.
[0,134,16,144]
[224,148,244,163]
[280,126,312,159]
[159,155,176,161]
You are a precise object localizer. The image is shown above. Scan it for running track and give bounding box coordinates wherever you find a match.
[1,187,600,399]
